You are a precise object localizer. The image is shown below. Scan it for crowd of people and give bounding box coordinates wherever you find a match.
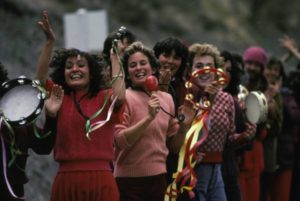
[0,10,300,201]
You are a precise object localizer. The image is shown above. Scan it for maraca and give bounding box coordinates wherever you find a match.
[145,75,158,93]
[145,75,185,122]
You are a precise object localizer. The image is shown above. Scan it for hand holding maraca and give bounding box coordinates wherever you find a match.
[145,75,160,119]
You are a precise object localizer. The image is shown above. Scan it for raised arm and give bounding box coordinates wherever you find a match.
[35,10,55,85]
[110,44,126,105]
[279,35,300,62]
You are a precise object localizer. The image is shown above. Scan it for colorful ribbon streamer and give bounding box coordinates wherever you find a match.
[0,117,25,199]
[164,110,209,200]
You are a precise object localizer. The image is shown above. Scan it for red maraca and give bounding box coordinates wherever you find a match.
[145,75,158,93]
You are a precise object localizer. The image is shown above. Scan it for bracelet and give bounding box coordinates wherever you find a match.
[112,74,124,79]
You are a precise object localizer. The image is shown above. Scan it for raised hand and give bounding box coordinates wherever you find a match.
[37,10,55,41]
[279,35,297,51]
[35,10,55,84]
[159,68,172,92]
[45,84,64,118]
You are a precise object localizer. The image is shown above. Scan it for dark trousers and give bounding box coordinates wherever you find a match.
[223,175,242,201]
[116,174,167,201]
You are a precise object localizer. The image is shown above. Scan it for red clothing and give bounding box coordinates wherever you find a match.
[239,134,265,201]
[46,78,124,201]
[51,171,119,201]
[54,89,123,172]
[199,90,236,163]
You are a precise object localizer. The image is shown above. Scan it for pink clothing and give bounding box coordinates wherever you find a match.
[54,89,123,172]
[114,88,179,177]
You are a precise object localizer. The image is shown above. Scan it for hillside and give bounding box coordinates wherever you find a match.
[1,0,300,200]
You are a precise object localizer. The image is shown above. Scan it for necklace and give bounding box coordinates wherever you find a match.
[72,92,89,120]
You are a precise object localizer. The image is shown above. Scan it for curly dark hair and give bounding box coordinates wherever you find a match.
[0,61,8,84]
[49,48,104,96]
[153,37,188,80]
[122,42,160,88]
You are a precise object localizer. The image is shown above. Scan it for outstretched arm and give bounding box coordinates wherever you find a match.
[35,10,55,85]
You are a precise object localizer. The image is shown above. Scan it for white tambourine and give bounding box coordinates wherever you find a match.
[245,91,268,124]
[0,76,47,126]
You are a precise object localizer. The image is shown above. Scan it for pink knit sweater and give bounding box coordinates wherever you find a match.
[114,88,179,177]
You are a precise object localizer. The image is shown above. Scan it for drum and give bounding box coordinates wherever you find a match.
[245,91,268,124]
[0,77,47,126]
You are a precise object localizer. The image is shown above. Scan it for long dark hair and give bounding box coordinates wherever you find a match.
[267,57,287,86]
[222,50,242,96]
[49,48,104,96]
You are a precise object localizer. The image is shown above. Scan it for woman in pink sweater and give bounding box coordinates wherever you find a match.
[113,42,193,201]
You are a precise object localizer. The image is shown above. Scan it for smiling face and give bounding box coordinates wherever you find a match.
[127,52,155,89]
[64,55,90,92]
[264,63,280,84]
[191,55,216,87]
[158,50,182,77]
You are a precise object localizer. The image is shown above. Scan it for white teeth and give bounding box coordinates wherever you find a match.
[71,73,82,79]
[135,72,146,77]
[199,74,211,80]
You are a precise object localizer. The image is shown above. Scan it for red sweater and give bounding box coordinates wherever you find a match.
[54,89,123,172]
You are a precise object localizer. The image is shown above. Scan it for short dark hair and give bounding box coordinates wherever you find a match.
[102,29,136,64]
[153,37,188,80]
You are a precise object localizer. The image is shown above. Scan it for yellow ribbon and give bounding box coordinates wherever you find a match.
[165,110,208,200]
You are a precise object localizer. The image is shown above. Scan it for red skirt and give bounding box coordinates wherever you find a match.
[50,170,119,201]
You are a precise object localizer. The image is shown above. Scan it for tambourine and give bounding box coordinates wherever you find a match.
[185,67,228,110]
[245,91,268,124]
[0,76,47,126]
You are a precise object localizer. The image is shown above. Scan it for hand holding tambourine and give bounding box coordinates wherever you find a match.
[244,91,268,124]
[185,67,228,110]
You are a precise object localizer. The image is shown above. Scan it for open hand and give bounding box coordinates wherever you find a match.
[37,10,55,41]
[45,84,64,117]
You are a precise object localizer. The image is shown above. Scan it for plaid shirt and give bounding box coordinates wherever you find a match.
[199,90,236,162]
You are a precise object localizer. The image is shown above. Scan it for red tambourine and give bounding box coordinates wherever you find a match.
[184,66,228,110]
